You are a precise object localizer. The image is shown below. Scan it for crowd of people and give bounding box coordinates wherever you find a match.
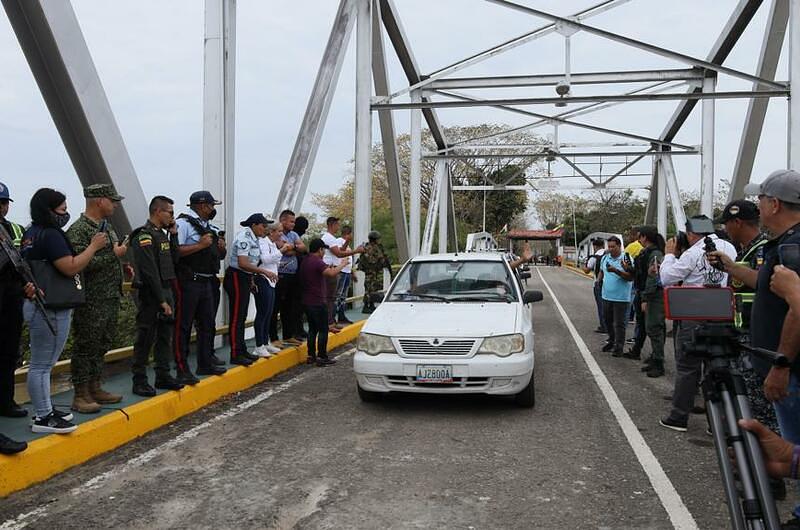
[0,183,392,453]
[582,169,800,525]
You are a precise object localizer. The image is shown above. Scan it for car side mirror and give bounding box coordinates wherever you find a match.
[369,290,385,304]
[522,290,543,304]
[518,271,531,280]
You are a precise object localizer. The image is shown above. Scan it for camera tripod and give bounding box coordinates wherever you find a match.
[689,323,790,530]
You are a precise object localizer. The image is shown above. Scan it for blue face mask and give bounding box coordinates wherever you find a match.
[52,211,70,228]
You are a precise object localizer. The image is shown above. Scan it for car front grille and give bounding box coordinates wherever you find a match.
[397,339,477,356]
[385,376,490,389]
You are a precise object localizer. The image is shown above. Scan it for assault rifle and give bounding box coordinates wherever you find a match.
[0,222,56,334]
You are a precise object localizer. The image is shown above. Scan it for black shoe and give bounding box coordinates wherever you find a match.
[337,317,354,325]
[197,365,227,376]
[601,342,614,352]
[31,413,77,434]
[691,405,706,415]
[155,376,185,391]
[593,327,607,334]
[241,351,259,362]
[210,354,226,366]
[782,517,800,530]
[132,381,156,397]
[612,349,624,357]
[230,356,254,366]
[625,338,635,344]
[176,371,200,386]
[623,349,641,360]
[646,366,665,378]
[306,356,317,365]
[316,357,336,366]
[770,478,787,501]
[51,407,74,422]
[0,433,27,455]
[0,401,28,418]
[659,416,688,432]
[641,357,654,371]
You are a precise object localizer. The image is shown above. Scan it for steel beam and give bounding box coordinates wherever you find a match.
[354,0,372,279]
[557,155,596,185]
[452,185,529,190]
[203,0,236,235]
[661,0,764,142]
[372,1,409,262]
[2,0,147,234]
[272,0,356,217]
[421,160,445,255]
[372,89,787,111]
[644,156,658,226]
[425,150,698,160]
[790,0,800,169]
[701,76,716,217]
[602,152,649,185]
[656,159,668,236]
[379,0,631,102]
[438,163,449,254]
[426,69,704,90]
[660,154,688,231]
[730,0,788,199]
[379,0,447,149]
[409,89,422,258]
[484,0,784,90]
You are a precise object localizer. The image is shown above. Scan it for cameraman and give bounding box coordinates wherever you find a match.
[658,215,737,432]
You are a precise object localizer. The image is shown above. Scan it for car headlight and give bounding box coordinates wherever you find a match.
[478,334,524,357]
[357,333,397,355]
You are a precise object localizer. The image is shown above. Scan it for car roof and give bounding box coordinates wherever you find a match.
[410,252,506,263]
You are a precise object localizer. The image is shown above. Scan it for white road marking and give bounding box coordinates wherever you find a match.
[535,268,698,530]
[1,348,355,530]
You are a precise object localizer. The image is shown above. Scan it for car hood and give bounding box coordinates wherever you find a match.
[362,302,518,337]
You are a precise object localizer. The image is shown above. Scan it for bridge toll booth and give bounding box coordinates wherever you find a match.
[506,229,565,265]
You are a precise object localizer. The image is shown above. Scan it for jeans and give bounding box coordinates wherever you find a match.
[603,300,628,351]
[271,272,300,341]
[253,275,276,347]
[593,282,605,331]
[24,301,72,418]
[773,374,800,517]
[335,272,351,321]
[325,274,338,325]
[304,304,329,359]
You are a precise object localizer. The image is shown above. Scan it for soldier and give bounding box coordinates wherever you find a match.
[65,184,127,413]
[357,231,391,314]
[130,196,184,396]
[0,182,31,420]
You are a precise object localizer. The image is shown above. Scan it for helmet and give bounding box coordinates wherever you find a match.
[368,230,381,241]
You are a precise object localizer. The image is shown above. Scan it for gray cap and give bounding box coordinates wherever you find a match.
[744,169,800,204]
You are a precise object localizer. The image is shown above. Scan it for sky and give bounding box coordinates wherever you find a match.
[0,0,791,231]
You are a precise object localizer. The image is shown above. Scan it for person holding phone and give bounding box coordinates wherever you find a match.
[595,236,633,357]
[65,184,128,414]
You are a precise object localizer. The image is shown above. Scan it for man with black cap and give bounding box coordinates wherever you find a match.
[224,213,277,365]
[173,191,228,382]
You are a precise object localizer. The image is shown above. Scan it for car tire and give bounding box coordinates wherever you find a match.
[357,384,381,403]
[514,373,535,408]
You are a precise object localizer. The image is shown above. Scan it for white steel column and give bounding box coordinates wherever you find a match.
[438,163,449,253]
[354,0,372,297]
[700,75,716,217]
[790,0,800,169]
[656,157,668,235]
[409,89,422,257]
[203,0,236,234]
[660,154,688,230]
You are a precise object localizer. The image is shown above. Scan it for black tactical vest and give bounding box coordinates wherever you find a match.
[176,214,221,277]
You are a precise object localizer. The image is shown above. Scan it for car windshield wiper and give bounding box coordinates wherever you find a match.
[390,292,449,302]
[449,293,515,302]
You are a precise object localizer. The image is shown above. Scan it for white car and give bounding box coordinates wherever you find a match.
[353,252,543,407]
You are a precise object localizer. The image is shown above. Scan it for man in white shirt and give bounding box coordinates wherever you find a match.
[659,215,737,432]
[334,226,354,325]
[321,217,363,329]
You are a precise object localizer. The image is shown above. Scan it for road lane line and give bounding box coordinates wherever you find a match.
[535,268,698,530]
[1,348,356,530]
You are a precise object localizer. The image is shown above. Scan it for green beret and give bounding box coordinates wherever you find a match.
[84,183,124,201]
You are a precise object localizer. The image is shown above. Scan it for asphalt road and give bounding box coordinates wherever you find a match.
[1,266,795,529]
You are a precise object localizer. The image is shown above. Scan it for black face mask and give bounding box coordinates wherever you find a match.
[52,211,71,228]
[207,208,218,221]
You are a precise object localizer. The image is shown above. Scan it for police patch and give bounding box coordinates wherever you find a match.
[138,234,153,247]
[239,241,248,250]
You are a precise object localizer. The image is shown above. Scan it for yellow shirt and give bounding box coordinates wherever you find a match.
[624,240,643,258]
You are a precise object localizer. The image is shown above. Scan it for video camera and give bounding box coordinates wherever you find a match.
[665,286,786,529]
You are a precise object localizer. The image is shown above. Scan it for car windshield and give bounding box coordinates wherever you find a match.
[387,260,517,302]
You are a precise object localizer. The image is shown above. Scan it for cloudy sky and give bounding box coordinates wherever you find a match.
[0,0,790,230]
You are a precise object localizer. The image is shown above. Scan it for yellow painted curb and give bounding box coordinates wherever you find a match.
[0,321,365,497]
[564,264,593,280]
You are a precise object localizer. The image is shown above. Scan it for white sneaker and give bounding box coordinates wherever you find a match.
[265,344,281,354]
[254,345,273,358]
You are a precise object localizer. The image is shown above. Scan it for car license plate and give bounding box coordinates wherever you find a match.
[416,365,453,383]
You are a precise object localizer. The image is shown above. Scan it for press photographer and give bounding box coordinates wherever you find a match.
[659,214,737,432]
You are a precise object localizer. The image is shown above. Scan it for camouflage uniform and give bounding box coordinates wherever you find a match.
[66,213,123,385]
[357,241,390,311]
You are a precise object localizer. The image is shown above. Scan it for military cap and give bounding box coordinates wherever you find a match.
[84,183,124,201]
[368,230,381,240]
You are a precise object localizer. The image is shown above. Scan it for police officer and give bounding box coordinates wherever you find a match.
[66,184,127,414]
[224,213,274,366]
[357,231,391,313]
[130,196,184,396]
[0,182,31,420]
[174,191,227,381]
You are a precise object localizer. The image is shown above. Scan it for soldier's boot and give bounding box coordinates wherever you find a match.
[646,361,665,378]
[88,378,123,404]
[71,383,102,414]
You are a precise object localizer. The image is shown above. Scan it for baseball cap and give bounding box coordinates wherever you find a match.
[188,190,222,206]
[239,213,272,227]
[84,183,124,201]
[714,199,760,224]
[309,238,329,253]
[744,170,800,204]
[0,182,12,202]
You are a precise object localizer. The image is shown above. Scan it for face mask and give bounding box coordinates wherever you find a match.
[53,211,71,228]
[207,208,218,220]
